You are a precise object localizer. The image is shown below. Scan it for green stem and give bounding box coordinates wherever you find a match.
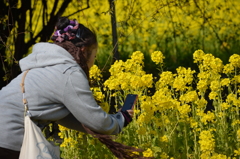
[184,123,189,158]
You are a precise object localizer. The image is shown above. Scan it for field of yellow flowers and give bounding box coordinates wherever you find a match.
[7,0,240,71]
[18,0,240,158]
[64,0,240,71]
[58,50,240,159]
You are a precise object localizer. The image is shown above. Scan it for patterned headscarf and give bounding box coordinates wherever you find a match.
[51,19,80,42]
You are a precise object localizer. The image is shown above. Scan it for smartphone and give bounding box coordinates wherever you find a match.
[121,94,138,111]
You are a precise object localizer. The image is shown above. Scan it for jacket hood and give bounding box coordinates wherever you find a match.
[20,42,77,71]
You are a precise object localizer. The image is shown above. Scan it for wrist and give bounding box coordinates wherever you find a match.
[121,110,132,127]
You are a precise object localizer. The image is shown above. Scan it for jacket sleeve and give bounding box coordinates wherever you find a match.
[56,113,86,133]
[62,69,125,135]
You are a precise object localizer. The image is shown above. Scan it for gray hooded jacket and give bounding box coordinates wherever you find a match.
[0,42,125,151]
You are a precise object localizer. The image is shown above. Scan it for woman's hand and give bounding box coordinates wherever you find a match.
[126,109,134,118]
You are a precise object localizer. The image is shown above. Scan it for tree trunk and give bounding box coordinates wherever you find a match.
[108,0,119,62]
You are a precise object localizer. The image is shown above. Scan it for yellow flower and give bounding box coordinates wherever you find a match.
[160,152,169,159]
[177,104,191,118]
[152,88,173,111]
[202,54,215,70]
[131,51,144,65]
[210,57,223,73]
[58,125,69,131]
[140,74,153,88]
[226,93,240,106]
[156,71,174,89]
[132,147,140,155]
[223,64,234,74]
[195,98,207,109]
[108,60,124,75]
[210,80,220,92]
[221,102,230,110]
[92,87,105,101]
[160,135,169,142]
[221,78,230,86]
[210,153,227,159]
[229,54,240,68]
[209,91,218,100]
[100,102,110,113]
[198,71,210,80]
[141,96,154,115]
[232,120,240,126]
[143,148,154,157]
[173,67,195,91]
[173,76,186,91]
[193,50,205,63]
[151,51,165,65]
[89,65,102,81]
[232,75,240,84]
[190,118,198,129]
[180,91,198,103]
[234,148,240,156]
[199,130,215,154]
[197,80,208,92]
[200,111,215,125]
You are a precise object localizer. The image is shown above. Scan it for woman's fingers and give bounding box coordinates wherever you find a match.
[126,110,134,118]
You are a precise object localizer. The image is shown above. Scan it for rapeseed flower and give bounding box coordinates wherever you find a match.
[202,54,215,70]
[177,104,191,118]
[156,71,174,89]
[143,148,154,157]
[223,64,234,74]
[197,80,208,92]
[160,152,169,159]
[221,78,230,86]
[209,91,218,100]
[229,54,240,68]
[173,67,195,91]
[190,118,198,129]
[232,75,240,84]
[151,51,165,65]
[131,51,144,65]
[193,50,205,63]
[234,148,240,156]
[200,111,215,125]
[160,135,168,142]
[220,102,230,110]
[210,80,221,92]
[173,76,186,91]
[210,153,227,159]
[195,98,207,109]
[89,65,102,81]
[91,87,105,101]
[210,58,223,73]
[199,130,215,157]
[180,91,198,103]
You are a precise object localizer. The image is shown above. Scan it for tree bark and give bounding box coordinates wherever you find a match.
[108,0,119,62]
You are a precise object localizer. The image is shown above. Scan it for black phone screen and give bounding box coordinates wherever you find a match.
[121,94,138,111]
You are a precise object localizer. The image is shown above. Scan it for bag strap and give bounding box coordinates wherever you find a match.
[20,70,30,116]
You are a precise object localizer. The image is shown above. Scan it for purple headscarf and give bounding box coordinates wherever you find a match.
[51,19,79,42]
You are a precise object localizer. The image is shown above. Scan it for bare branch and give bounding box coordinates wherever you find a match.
[65,0,90,17]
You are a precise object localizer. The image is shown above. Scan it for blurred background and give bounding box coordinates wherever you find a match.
[1,0,240,88]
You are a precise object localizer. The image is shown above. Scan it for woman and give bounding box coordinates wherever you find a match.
[0,17,133,158]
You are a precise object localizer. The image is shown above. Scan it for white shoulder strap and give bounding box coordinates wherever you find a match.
[20,70,30,116]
